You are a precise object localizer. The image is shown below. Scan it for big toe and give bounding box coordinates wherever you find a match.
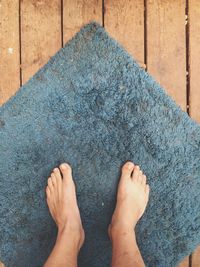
[60,163,73,182]
[121,161,134,178]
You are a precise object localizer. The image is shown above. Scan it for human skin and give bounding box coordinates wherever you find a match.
[44,161,149,267]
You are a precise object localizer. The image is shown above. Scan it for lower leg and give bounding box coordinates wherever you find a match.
[44,227,79,267]
[109,161,150,267]
[110,227,145,267]
[44,163,85,267]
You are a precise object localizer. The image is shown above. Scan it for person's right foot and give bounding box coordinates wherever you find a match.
[109,161,150,238]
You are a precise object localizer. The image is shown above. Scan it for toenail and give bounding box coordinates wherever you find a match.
[60,163,69,169]
[127,162,134,170]
[54,168,58,172]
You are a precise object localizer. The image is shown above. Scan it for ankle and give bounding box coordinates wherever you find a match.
[110,215,135,232]
[57,223,70,236]
[58,221,83,240]
[57,224,84,253]
[57,216,82,232]
[109,221,136,242]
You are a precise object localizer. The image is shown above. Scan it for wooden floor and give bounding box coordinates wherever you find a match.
[0,0,200,266]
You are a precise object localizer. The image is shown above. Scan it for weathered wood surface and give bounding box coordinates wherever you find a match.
[0,0,20,105]
[189,0,200,266]
[20,0,61,84]
[63,0,102,45]
[104,0,144,65]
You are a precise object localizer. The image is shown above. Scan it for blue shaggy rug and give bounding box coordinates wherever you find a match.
[0,22,200,267]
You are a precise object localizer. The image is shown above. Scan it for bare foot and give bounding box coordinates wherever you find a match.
[46,163,85,251]
[109,161,150,238]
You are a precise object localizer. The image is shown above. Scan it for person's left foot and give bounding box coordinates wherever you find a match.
[46,163,85,251]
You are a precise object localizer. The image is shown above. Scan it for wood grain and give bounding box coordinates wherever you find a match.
[104,0,144,65]
[188,0,200,123]
[147,0,186,111]
[192,246,200,267]
[20,0,61,84]
[63,0,102,45]
[179,256,190,267]
[0,0,20,105]
[189,1,200,266]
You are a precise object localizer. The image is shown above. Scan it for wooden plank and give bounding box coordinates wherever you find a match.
[189,0,200,123]
[179,256,190,267]
[0,0,20,105]
[147,0,186,111]
[189,0,200,266]
[20,0,61,84]
[63,0,102,45]
[192,246,200,267]
[104,0,144,65]
[146,1,188,266]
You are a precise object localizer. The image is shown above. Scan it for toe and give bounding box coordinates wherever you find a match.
[53,167,62,179]
[138,170,143,183]
[47,177,54,192]
[142,174,147,185]
[132,165,140,181]
[145,184,150,197]
[53,167,62,188]
[121,161,134,178]
[46,186,51,198]
[51,173,57,187]
[60,163,73,182]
